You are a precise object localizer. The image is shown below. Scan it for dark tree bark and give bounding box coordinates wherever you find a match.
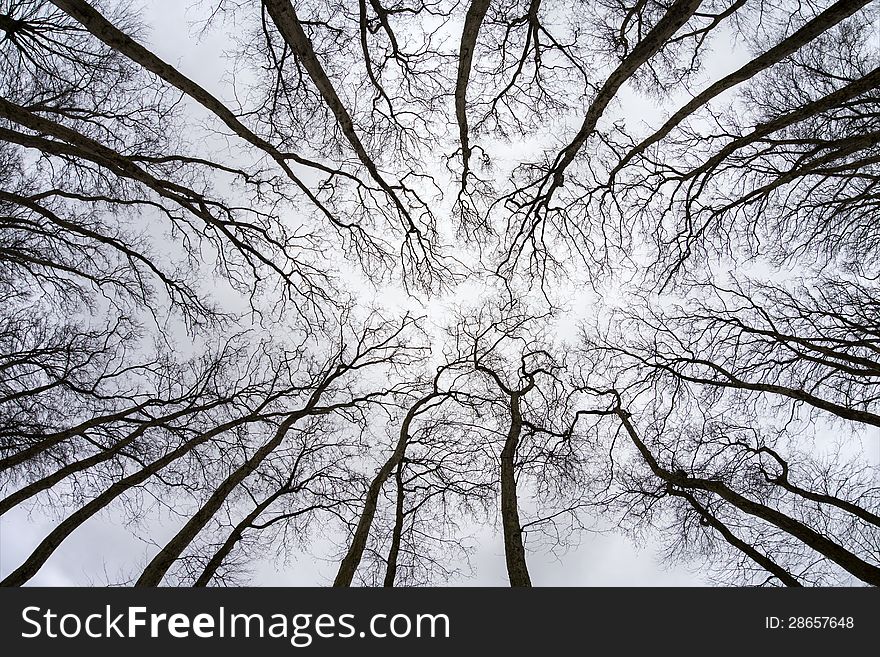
[455,0,491,191]
[609,0,873,179]
[192,490,283,587]
[667,488,802,587]
[499,392,531,587]
[135,410,308,586]
[546,0,704,195]
[617,410,880,586]
[1,414,266,587]
[382,458,406,587]
[333,390,440,586]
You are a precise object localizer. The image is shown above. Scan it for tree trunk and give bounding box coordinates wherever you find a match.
[669,489,802,586]
[551,0,703,187]
[454,0,491,189]
[0,415,258,587]
[610,0,872,177]
[618,411,880,586]
[383,459,405,587]
[0,400,153,473]
[136,411,304,585]
[334,393,435,586]
[193,491,281,587]
[500,393,531,587]
[0,400,225,516]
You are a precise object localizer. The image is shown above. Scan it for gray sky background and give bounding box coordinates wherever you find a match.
[3,0,850,587]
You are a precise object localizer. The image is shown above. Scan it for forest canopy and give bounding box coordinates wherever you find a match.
[0,0,878,587]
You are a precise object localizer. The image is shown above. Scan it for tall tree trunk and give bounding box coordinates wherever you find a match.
[334,393,435,586]
[669,489,802,586]
[383,459,405,587]
[549,0,703,189]
[0,400,226,516]
[610,0,872,178]
[618,411,880,586]
[193,491,282,587]
[136,411,305,585]
[500,393,531,586]
[262,0,409,217]
[0,415,260,587]
[0,400,153,473]
[455,0,491,190]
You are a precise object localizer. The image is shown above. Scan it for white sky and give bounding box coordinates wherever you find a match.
[4,0,865,587]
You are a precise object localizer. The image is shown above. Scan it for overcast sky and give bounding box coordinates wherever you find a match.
[0,0,804,587]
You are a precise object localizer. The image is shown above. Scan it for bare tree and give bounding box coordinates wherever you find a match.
[3,0,878,587]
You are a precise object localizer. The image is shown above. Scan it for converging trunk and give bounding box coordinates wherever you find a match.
[193,491,282,587]
[500,393,531,587]
[136,411,305,586]
[618,411,880,586]
[0,400,226,517]
[0,415,261,587]
[669,488,802,587]
[333,393,436,587]
[383,459,406,587]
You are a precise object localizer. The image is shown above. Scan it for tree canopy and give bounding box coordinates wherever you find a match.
[1,0,877,587]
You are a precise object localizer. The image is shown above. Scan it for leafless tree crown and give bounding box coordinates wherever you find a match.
[1,0,877,587]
